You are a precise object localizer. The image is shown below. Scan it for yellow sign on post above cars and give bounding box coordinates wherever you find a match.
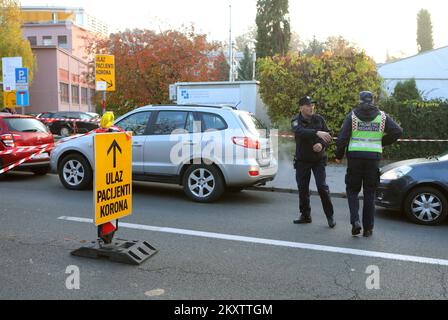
[95,54,116,92]
[94,132,132,226]
[3,90,16,108]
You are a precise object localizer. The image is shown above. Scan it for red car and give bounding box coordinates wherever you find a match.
[0,113,54,175]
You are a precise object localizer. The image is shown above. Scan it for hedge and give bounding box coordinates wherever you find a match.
[380,99,448,159]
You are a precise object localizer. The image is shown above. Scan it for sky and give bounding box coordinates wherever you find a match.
[20,0,448,63]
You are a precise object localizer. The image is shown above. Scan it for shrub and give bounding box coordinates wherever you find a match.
[392,79,421,102]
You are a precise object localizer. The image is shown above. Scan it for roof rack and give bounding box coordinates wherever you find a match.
[176,104,239,110]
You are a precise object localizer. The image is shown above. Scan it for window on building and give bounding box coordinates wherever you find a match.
[90,89,96,105]
[60,83,69,103]
[81,87,88,105]
[58,36,68,49]
[71,85,80,104]
[43,36,53,46]
[27,36,37,46]
[52,12,57,23]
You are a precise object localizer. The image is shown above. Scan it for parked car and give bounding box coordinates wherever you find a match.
[376,151,448,225]
[50,105,278,202]
[37,111,100,137]
[0,113,54,175]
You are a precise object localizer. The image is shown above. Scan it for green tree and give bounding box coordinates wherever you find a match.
[255,0,291,59]
[0,0,35,95]
[417,9,434,53]
[237,46,254,81]
[301,35,325,56]
[392,79,421,101]
[257,47,382,135]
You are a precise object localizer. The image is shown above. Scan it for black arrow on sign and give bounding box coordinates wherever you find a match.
[107,139,122,168]
[100,78,114,89]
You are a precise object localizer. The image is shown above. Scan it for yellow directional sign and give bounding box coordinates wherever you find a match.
[95,54,116,92]
[94,132,132,226]
[3,91,16,107]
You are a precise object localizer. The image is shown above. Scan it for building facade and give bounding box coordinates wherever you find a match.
[378,46,448,100]
[20,6,107,114]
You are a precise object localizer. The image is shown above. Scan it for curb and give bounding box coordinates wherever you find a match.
[248,186,356,200]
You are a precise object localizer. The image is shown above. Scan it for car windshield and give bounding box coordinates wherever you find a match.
[4,118,49,133]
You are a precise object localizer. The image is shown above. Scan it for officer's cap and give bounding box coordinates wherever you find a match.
[360,91,374,104]
[299,96,315,107]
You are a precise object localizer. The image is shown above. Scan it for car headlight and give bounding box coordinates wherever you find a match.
[380,166,412,180]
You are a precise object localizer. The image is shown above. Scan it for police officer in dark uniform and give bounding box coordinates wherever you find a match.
[291,96,336,228]
[335,91,403,237]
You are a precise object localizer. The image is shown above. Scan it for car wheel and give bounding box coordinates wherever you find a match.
[31,166,50,176]
[60,127,71,137]
[404,187,448,225]
[58,154,93,190]
[183,164,224,203]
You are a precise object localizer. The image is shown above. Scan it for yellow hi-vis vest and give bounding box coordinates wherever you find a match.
[348,111,386,154]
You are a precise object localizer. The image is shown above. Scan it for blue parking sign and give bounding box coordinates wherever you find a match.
[15,68,28,84]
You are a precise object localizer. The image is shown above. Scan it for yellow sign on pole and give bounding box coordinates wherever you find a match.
[3,91,16,107]
[95,54,116,92]
[94,132,132,226]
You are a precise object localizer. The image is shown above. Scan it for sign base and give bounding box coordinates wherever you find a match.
[71,239,157,265]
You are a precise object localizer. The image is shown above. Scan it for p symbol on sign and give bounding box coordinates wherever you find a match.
[19,70,25,79]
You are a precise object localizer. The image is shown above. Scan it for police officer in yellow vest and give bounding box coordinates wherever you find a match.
[335,91,402,237]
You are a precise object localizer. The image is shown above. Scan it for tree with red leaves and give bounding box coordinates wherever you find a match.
[86,27,229,115]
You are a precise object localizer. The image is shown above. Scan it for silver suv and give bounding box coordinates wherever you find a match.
[51,105,278,202]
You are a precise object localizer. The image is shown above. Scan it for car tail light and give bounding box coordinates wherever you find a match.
[232,137,260,150]
[0,134,15,148]
[249,170,260,177]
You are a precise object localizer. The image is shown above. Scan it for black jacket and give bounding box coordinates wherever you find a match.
[335,103,403,160]
[291,113,331,163]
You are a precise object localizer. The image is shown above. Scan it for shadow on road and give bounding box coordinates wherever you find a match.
[132,181,275,206]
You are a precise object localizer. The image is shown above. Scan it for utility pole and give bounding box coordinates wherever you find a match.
[228,3,234,82]
[252,52,257,80]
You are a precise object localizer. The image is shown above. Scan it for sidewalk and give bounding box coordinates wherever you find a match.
[253,159,348,197]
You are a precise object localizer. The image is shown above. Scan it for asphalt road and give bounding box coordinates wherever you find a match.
[0,172,447,300]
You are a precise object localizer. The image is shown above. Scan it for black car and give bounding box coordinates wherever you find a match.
[376,151,448,225]
[37,111,100,137]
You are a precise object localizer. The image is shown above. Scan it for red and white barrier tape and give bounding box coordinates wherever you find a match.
[276,134,448,142]
[39,118,100,124]
[0,144,52,156]
[0,126,130,175]
[0,144,54,175]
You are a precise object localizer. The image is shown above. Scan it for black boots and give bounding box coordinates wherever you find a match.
[363,229,373,238]
[293,214,336,228]
[352,221,373,237]
[327,216,336,229]
[352,221,362,236]
[293,214,312,224]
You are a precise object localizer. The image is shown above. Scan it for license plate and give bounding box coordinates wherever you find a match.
[262,150,268,158]
[32,153,49,160]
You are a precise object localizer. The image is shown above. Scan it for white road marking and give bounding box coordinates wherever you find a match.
[58,216,448,267]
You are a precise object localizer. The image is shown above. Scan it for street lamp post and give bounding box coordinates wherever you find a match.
[228,3,234,82]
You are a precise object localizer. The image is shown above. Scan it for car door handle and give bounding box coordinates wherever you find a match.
[183,141,198,145]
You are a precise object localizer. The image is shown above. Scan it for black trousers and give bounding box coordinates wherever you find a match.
[296,160,334,218]
[345,158,380,230]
